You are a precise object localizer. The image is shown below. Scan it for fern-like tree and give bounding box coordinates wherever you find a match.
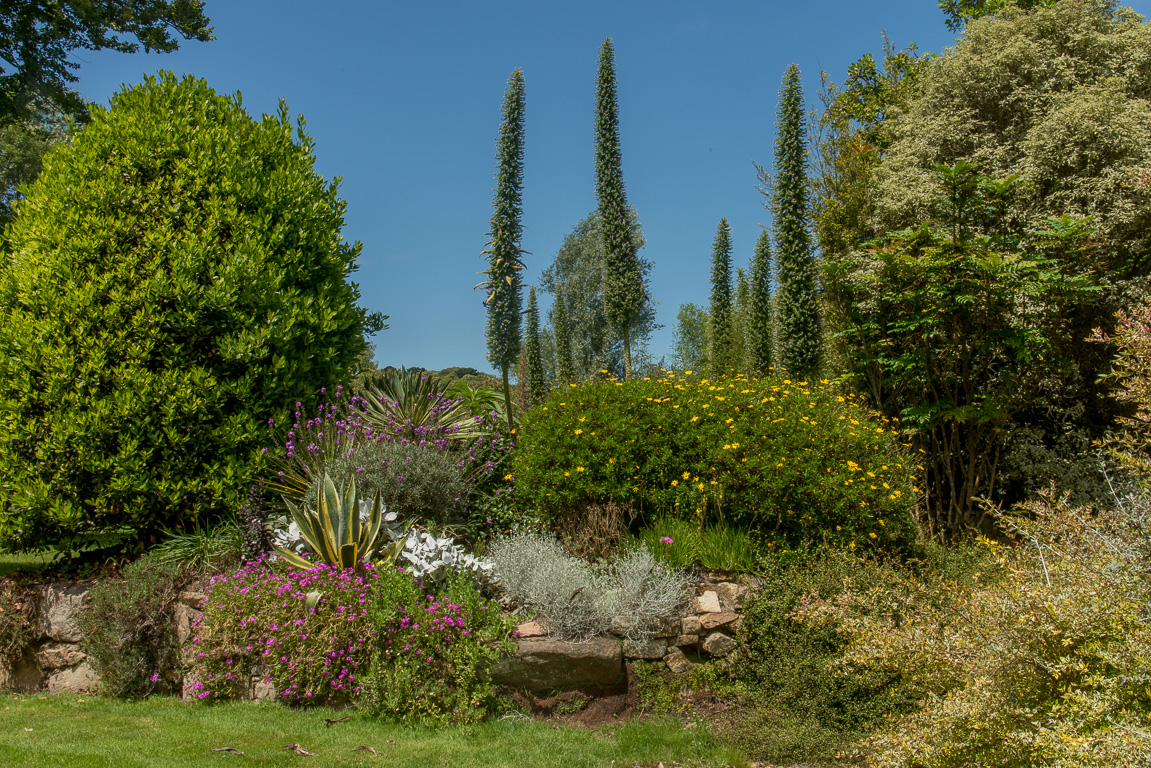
[747,228,775,375]
[481,69,526,431]
[596,38,646,380]
[525,286,546,406]
[733,267,751,377]
[708,218,735,375]
[552,281,576,386]
[772,64,822,378]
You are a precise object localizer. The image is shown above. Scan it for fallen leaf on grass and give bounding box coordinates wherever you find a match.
[210,747,244,755]
[282,743,316,756]
[352,746,377,756]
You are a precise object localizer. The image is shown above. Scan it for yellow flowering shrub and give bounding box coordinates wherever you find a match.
[513,371,916,548]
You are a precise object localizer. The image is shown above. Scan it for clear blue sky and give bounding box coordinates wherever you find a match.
[71,0,1151,377]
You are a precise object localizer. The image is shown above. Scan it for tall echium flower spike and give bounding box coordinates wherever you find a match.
[771,63,822,378]
[708,218,735,376]
[480,68,527,431]
[596,38,646,380]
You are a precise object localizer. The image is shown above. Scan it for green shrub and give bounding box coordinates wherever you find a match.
[799,492,1151,766]
[726,548,919,764]
[358,570,515,724]
[149,518,242,578]
[0,71,385,552]
[77,554,181,698]
[513,371,916,549]
[0,578,37,667]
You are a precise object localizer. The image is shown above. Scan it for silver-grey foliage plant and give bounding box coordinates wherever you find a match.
[489,531,690,642]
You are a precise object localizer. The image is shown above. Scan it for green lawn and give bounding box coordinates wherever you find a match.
[0,693,748,768]
[0,551,56,577]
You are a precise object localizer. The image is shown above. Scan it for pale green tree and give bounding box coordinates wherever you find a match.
[746,229,775,375]
[524,286,546,406]
[671,303,709,374]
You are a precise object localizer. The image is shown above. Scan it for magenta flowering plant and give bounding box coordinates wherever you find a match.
[359,570,516,724]
[185,558,381,704]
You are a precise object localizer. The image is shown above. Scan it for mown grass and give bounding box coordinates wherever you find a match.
[0,693,748,768]
[0,551,55,577]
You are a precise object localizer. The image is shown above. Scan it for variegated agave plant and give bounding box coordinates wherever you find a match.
[271,473,406,571]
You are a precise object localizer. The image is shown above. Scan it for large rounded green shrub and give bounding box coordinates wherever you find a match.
[0,72,385,552]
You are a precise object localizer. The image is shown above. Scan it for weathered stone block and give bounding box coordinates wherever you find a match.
[621,638,667,660]
[664,650,692,674]
[491,637,622,692]
[701,632,736,657]
[695,590,721,614]
[715,581,750,608]
[673,634,699,649]
[699,612,738,631]
[39,582,89,643]
[46,661,99,694]
[681,615,703,635]
[514,621,547,638]
[35,642,86,670]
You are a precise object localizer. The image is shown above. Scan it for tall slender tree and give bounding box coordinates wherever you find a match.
[733,267,751,377]
[480,68,526,431]
[595,37,646,380]
[525,286,546,406]
[552,281,576,385]
[747,228,775,375]
[772,64,822,378]
[708,218,735,375]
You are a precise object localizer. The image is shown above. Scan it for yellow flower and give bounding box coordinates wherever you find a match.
[698,483,705,491]
[685,370,693,375]
[690,416,699,422]
[574,429,583,435]
[609,457,617,464]
[564,471,570,477]
[579,417,586,422]
[671,480,679,486]
[576,466,585,472]
[869,532,877,539]
[682,471,690,479]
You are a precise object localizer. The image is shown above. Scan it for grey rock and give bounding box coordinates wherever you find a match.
[664,650,692,674]
[650,615,681,638]
[621,638,668,660]
[251,676,277,702]
[39,582,89,643]
[178,591,205,607]
[701,632,737,657]
[681,615,703,635]
[35,642,86,670]
[699,612,739,631]
[695,590,721,614]
[47,661,100,694]
[715,581,750,608]
[673,634,700,649]
[491,637,622,692]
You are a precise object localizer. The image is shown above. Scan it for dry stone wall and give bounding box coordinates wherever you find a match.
[1,575,755,699]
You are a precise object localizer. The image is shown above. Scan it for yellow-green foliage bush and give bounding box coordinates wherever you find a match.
[798,492,1151,767]
[513,371,916,548]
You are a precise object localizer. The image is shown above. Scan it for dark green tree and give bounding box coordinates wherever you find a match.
[595,37,646,380]
[552,281,576,386]
[0,1,212,122]
[480,68,526,432]
[708,218,735,375]
[0,72,385,552]
[539,211,658,380]
[747,229,775,375]
[524,286,545,407]
[771,63,822,378]
[827,162,1098,537]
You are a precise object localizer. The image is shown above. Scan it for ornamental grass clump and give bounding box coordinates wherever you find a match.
[512,371,916,550]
